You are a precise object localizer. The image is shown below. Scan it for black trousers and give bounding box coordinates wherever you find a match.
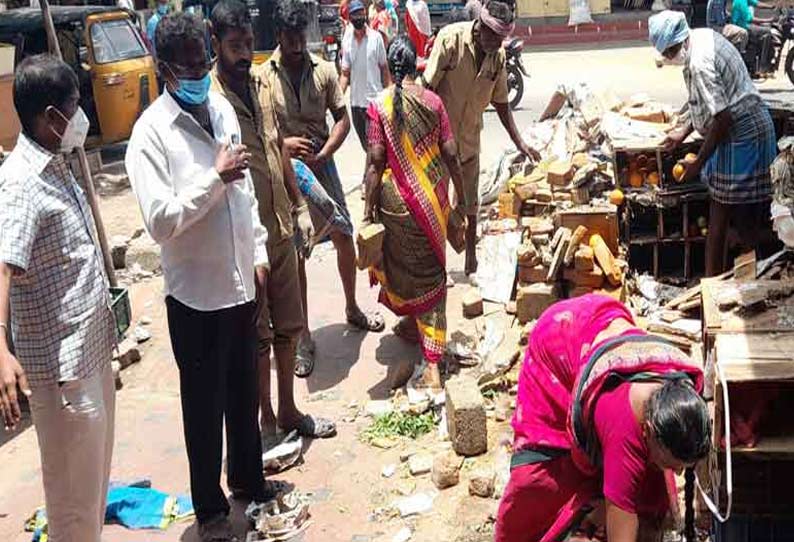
[351,106,369,151]
[166,296,265,522]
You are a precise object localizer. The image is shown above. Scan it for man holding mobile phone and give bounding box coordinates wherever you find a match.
[126,12,270,541]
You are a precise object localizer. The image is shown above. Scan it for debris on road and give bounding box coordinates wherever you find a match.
[445,376,487,457]
[394,491,436,517]
[431,451,463,489]
[408,453,433,476]
[246,492,311,541]
[262,431,303,473]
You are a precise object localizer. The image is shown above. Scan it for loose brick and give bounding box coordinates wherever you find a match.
[518,264,548,285]
[563,266,605,288]
[574,246,595,271]
[516,283,558,324]
[356,223,385,270]
[547,160,574,187]
[445,377,487,456]
[462,289,484,318]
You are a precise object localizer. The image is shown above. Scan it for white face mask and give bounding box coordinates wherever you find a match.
[50,106,90,153]
[668,42,690,66]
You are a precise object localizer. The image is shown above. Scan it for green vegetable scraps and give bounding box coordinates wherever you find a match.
[361,411,438,442]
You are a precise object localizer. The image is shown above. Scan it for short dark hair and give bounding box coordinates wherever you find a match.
[274,0,309,33]
[210,0,252,40]
[487,0,515,24]
[155,12,207,63]
[646,379,711,463]
[13,54,79,135]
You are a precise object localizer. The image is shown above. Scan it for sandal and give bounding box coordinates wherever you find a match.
[346,308,386,333]
[294,341,314,378]
[198,515,238,542]
[285,414,337,439]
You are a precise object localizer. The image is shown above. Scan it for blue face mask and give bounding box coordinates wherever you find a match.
[157,4,169,15]
[173,73,211,105]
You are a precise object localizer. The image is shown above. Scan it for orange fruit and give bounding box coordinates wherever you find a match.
[672,163,686,182]
[684,153,698,164]
[646,172,660,186]
[609,189,625,206]
[629,171,644,188]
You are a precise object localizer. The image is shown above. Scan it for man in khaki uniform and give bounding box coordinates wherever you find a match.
[263,0,385,375]
[209,0,336,444]
[422,0,539,278]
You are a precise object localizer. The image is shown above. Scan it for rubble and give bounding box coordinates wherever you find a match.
[114,338,141,370]
[133,325,152,344]
[445,376,487,457]
[246,492,311,541]
[431,452,463,489]
[111,235,129,270]
[126,232,161,274]
[462,289,484,318]
[394,492,436,517]
[468,470,496,498]
[408,453,433,476]
[516,283,558,324]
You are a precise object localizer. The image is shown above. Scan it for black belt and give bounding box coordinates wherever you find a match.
[510,447,569,471]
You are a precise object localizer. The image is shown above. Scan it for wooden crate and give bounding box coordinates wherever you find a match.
[554,204,619,254]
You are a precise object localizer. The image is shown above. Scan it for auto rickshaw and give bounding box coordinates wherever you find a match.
[0,5,157,149]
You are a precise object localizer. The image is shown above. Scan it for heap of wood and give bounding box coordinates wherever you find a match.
[514,215,627,324]
[497,154,614,220]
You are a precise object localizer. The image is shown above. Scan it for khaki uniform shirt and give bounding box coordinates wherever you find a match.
[262,49,346,142]
[422,21,509,161]
[210,67,293,245]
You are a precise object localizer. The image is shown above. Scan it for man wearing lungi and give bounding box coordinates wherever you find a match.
[650,10,776,276]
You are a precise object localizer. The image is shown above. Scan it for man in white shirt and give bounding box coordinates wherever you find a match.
[125,13,269,542]
[339,0,391,157]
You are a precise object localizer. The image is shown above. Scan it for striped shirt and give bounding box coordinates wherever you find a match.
[683,28,760,134]
[0,134,115,387]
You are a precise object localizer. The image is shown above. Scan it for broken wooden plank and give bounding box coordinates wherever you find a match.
[563,225,589,267]
[547,227,572,282]
[590,233,622,286]
[733,250,757,281]
[664,269,733,310]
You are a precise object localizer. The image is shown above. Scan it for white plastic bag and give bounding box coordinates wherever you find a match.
[568,0,594,26]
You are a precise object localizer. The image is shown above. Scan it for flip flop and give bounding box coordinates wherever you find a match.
[346,308,386,333]
[294,342,314,378]
[288,414,337,439]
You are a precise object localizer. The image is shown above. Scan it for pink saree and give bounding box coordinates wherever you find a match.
[497,294,703,542]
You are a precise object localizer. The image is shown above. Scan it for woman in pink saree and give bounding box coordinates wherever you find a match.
[495,294,711,542]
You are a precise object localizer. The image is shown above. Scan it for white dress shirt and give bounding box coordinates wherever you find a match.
[125,90,268,312]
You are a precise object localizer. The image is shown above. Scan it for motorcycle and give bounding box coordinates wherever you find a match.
[741,7,794,84]
[322,24,342,73]
[503,37,527,110]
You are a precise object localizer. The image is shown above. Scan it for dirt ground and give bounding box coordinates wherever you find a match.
[0,167,519,542]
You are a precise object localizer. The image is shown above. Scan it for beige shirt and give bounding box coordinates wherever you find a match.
[262,49,346,143]
[422,21,509,161]
[210,67,293,245]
